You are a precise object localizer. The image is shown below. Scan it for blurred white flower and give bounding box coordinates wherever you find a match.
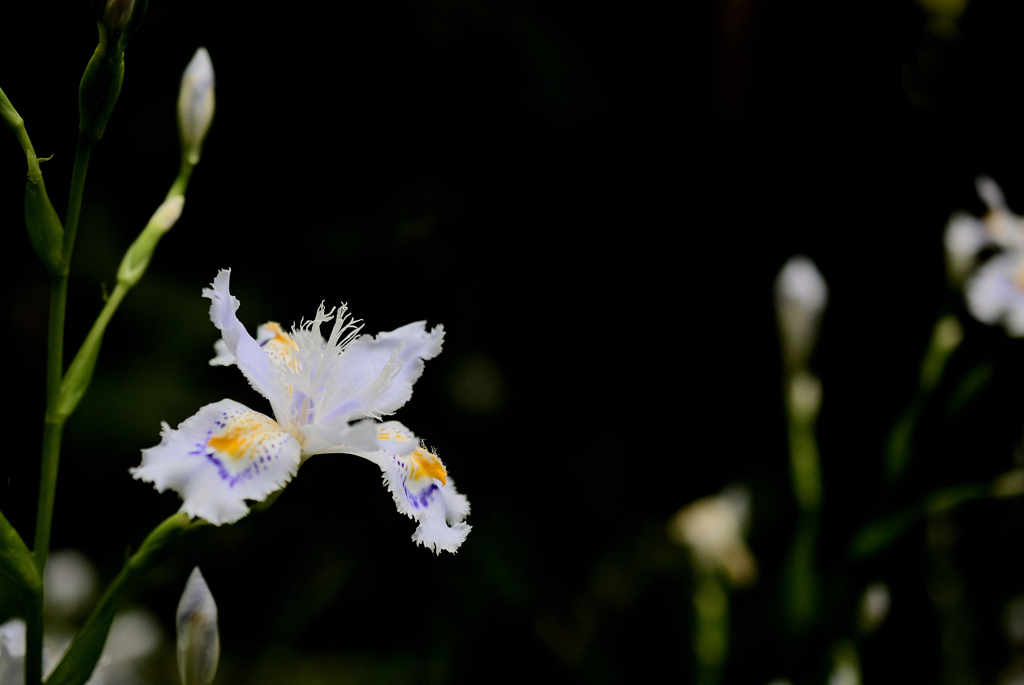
[0,618,29,684]
[668,485,757,587]
[132,269,470,553]
[775,255,828,371]
[829,662,860,685]
[944,177,1024,282]
[177,48,215,165]
[944,176,1024,336]
[85,609,163,685]
[176,568,219,685]
[0,611,159,685]
[45,549,98,620]
[966,251,1024,336]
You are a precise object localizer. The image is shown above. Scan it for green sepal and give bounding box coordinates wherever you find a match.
[0,509,40,593]
[57,336,101,421]
[114,0,149,56]
[25,172,66,274]
[57,283,127,421]
[47,513,201,685]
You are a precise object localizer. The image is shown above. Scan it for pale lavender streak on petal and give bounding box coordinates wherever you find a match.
[323,321,444,422]
[202,270,285,409]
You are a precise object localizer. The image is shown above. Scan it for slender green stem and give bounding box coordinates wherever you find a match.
[784,370,823,513]
[62,138,94,264]
[693,570,729,685]
[33,418,64,573]
[43,277,67,421]
[168,159,194,199]
[27,136,94,685]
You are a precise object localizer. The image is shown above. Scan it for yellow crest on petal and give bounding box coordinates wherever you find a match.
[207,412,291,464]
[409,447,447,485]
[260,322,301,372]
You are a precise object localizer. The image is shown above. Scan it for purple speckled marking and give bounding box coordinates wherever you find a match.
[188,408,290,489]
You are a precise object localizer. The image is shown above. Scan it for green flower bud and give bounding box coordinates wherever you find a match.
[177,48,215,166]
[1,87,66,273]
[78,0,148,141]
[103,0,135,35]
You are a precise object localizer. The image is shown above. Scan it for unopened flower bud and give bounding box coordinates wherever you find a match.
[775,255,828,372]
[178,48,215,166]
[669,485,758,587]
[104,0,135,34]
[944,212,987,285]
[857,581,891,634]
[176,567,219,685]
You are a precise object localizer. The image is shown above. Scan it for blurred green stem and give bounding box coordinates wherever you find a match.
[62,139,94,263]
[785,370,823,512]
[783,369,823,634]
[885,315,963,484]
[693,570,728,685]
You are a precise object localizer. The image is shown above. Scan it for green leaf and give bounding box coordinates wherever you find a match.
[0,509,40,592]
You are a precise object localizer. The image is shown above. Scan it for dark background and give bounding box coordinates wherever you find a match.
[2,1,1024,683]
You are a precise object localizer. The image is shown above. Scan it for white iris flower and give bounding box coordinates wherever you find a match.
[131,269,470,554]
[947,177,1024,337]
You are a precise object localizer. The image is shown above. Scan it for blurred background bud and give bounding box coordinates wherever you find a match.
[944,212,988,286]
[44,549,98,622]
[775,255,828,372]
[828,642,861,685]
[177,48,215,166]
[857,581,891,635]
[103,0,135,35]
[176,567,219,685]
[669,484,758,587]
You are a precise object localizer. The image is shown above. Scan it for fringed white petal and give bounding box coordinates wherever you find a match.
[202,271,288,411]
[410,479,471,554]
[374,435,470,554]
[131,399,301,525]
[323,321,444,422]
[209,323,278,367]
